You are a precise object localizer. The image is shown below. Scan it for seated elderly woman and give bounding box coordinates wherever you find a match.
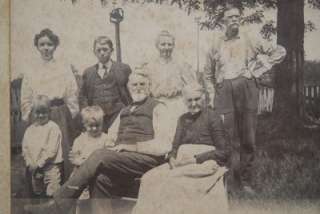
[132,82,231,214]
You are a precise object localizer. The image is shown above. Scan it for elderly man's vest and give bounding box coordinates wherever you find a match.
[116,97,160,144]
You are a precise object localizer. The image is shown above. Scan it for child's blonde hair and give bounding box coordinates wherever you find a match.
[81,106,104,126]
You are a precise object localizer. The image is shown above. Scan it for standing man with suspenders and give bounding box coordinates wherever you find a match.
[203,4,286,196]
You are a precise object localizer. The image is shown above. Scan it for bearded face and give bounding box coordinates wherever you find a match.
[224,8,241,39]
[128,75,151,102]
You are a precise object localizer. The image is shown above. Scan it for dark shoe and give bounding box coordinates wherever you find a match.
[24,199,59,214]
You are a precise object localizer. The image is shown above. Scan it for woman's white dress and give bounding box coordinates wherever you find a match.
[146,58,196,142]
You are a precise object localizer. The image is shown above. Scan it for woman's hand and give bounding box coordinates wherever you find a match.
[170,156,197,169]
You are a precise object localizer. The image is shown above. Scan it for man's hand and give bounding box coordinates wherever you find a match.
[109,144,137,152]
[70,64,79,75]
[169,157,179,169]
[249,54,272,78]
[208,94,215,108]
[257,54,272,70]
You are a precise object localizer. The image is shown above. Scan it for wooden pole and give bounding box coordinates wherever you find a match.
[115,22,122,62]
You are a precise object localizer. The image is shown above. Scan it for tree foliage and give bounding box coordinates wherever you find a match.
[64,0,319,35]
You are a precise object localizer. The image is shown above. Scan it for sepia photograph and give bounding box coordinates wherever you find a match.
[6,0,320,213]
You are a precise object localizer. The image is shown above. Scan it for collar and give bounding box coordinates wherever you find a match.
[185,110,202,120]
[222,29,244,41]
[222,34,241,41]
[131,97,149,106]
[97,60,113,71]
[158,56,173,65]
[40,58,56,65]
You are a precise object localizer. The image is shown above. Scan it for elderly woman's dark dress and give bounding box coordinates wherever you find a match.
[133,108,231,214]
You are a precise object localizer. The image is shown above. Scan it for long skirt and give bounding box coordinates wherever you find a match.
[50,104,74,181]
[132,162,229,214]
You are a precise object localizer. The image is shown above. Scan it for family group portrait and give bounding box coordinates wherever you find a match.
[9,0,320,214]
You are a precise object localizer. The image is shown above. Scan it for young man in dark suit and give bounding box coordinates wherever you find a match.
[79,36,132,132]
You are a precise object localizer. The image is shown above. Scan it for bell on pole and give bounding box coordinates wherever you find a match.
[110,7,124,63]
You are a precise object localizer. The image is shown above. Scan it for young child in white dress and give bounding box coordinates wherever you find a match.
[69,106,114,199]
[22,95,63,197]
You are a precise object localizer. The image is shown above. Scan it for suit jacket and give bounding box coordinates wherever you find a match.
[79,61,132,111]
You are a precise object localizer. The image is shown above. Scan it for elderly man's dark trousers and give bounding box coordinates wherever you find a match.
[214,76,259,191]
[52,149,164,212]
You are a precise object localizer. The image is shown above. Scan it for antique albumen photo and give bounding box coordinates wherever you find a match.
[5,0,320,214]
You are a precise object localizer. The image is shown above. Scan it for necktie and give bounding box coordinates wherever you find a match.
[99,64,107,78]
[103,64,107,71]
[103,64,108,75]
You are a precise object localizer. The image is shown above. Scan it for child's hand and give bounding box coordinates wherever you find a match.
[73,158,83,166]
[105,142,116,148]
[29,164,38,173]
[69,151,81,165]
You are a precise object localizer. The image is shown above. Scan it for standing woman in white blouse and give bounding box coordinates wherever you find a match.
[21,28,79,181]
[145,30,197,143]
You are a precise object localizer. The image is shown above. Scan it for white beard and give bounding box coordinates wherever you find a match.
[189,108,201,115]
[131,93,147,102]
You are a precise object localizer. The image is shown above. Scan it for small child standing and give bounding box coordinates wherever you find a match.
[69,106,114,199]
[22,95,63,198]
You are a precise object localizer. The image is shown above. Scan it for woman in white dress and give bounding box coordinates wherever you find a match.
[21,28,79,180]
[145,30,196,141]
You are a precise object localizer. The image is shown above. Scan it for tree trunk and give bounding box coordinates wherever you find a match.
[274,0,305,119]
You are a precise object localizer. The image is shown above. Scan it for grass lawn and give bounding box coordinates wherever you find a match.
[11,114,320,213]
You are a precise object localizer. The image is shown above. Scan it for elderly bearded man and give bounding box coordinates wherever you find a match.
[203,4,286,195]
[24,70,173,214]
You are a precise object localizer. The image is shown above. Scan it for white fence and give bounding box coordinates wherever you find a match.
[258,85,320,115]
[258,87,274,114]
[304,85,320,105]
